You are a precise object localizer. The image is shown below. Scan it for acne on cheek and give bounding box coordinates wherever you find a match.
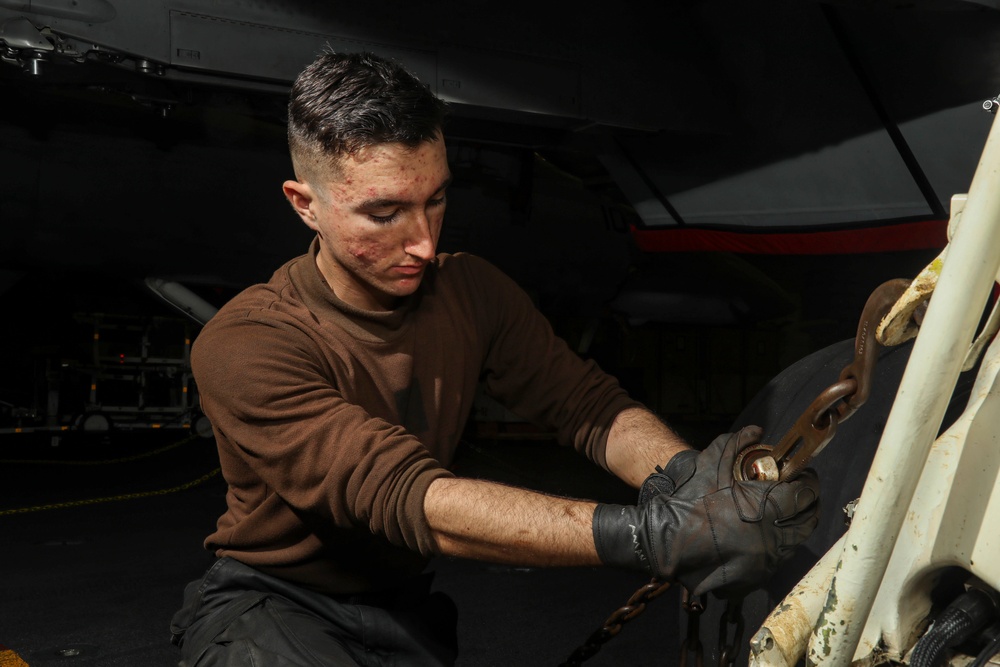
[346,237,385,264]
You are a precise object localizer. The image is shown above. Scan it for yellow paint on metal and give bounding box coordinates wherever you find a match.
[0,647,30,667]
[876,248,947,346]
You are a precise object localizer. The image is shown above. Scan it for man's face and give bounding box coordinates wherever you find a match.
[289,136,451,311]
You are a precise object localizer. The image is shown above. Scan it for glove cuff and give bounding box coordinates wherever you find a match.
[592,503,651,574]
[639,449,699,504]
[662,448,699,489]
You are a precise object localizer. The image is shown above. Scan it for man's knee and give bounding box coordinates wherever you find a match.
[177,594,360,667]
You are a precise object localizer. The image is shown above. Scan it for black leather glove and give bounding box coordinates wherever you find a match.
[592,426,820,597]
[637,448,699,505]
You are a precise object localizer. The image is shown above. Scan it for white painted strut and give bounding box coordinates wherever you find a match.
[805,109,1000,666]
[748,110,1000,666]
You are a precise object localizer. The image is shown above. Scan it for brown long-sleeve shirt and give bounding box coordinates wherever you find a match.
[192,240,640,593]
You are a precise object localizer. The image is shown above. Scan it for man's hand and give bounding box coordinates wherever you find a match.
[636,447,699,504]
[592,426,820,597]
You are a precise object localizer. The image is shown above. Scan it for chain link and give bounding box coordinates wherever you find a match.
[717,597,746,667]
[558,578,671,667]
[681,588,707,667]
[751,278,911,483]
[764,377,857,482]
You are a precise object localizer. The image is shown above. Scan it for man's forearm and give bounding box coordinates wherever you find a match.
[605,407,692,488]
[423,477,601,566]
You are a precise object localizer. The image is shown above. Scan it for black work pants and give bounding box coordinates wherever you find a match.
[169,557,458,666]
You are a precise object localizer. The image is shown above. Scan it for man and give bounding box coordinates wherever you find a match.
[170,50,820,666]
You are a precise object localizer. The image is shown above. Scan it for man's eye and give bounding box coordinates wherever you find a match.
[368,210,399,224]
[428,195,446,208]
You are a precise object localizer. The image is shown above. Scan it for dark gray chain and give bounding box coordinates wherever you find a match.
[561,582,748,666]
[558,578,671,667]
[681,589,707,667]
[718,597,746,666]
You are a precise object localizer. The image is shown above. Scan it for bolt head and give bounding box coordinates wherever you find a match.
[750,455,780,481]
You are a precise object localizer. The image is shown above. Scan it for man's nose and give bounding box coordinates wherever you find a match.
[405,214,438,261]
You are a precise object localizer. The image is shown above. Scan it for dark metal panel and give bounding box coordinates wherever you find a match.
[605,0,952,230]
[437,44,581,120]
[168,11,437,86]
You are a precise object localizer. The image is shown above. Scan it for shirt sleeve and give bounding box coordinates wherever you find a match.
[467,256,643,471]
[192,310,453,556]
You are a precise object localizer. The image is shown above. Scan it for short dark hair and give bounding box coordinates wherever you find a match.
[287,50,448,178]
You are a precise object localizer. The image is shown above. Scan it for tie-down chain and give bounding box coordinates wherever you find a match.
[559,277,922,667]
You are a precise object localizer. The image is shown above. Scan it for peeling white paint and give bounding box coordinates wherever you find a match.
[756,110,1000,667]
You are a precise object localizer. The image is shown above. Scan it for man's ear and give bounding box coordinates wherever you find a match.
[282,180,319,231]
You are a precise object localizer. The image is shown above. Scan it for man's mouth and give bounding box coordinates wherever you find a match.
[391,264,425,276]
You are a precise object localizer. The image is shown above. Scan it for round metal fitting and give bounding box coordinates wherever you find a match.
[733,443,778,482]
